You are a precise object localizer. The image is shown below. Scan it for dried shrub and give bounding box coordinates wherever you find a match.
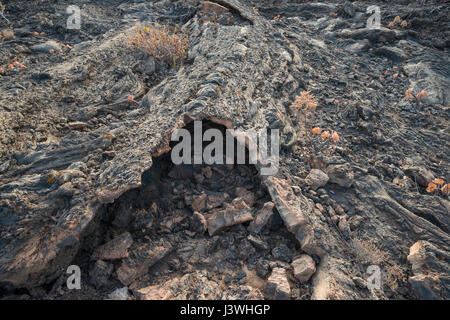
[383,264,407,291]
[129,25,188,67]
[290,90,318,112]
[290,90,318,142]
[351,238,388,266]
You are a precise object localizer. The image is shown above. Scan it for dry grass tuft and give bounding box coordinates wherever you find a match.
[351,238,388,266]
[290,91,318,142]
[383,264,407,291]
[129,25,188,67]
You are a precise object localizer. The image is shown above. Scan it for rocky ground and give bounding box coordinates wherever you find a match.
[0,0,449,300]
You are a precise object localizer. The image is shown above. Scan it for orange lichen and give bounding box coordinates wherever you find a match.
[405,88,414,100]
[442,184,449,195]
[416,90,427,100]
[321,131,330,140]
[331,131,340,142]
[312,127,321,135]
[47,177,55,184]
[426,182,437,193]
[433,178,444,185]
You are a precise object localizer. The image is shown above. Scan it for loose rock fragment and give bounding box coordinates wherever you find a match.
[91,232,133,260]
[235,187,255,207]
[271,244,293,263]
[134,283,171,300]
[326,164,354,188]
[207,198,253,236]
[248,202,275,234]
[404,167,435,187]
[89,260,114,289]
[107,287,130,300]
[407,241,450,300]
[116,244,171,286]
[263,268,291,300]
[338,217,351,239]
[68,122,88,130]
[191,212,208,234]
[31,40,61,53]
[223,286,264,300]
[200,1,229,17]
[352,276,366,289]
[134,272,221,300]
[291,255,316,283]
[305,169,329,190]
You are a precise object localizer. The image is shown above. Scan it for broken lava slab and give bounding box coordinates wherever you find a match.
[207,198,253,236]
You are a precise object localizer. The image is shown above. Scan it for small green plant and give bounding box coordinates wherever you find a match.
[129,25,188,67]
